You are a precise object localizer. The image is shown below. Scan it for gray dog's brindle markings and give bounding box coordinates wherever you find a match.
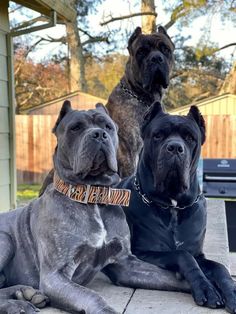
[0,101,189,314]
[107,26,174,177]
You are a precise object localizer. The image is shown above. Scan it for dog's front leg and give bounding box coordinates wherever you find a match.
[138,250,224,308]
[40,270,118,314]
[103,254,190,292]
[197,257,236,313]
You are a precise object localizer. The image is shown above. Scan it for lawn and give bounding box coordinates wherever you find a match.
[17,184,40,205]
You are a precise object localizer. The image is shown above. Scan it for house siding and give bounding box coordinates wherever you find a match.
[0,0,15,211]
[170,95,236,116]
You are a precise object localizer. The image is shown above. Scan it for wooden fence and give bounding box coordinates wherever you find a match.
[16,115,236,184]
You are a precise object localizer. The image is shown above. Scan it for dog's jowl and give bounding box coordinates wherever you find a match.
[120,101,236,313]
[0,101,191,314]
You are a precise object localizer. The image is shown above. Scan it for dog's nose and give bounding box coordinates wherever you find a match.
[151,54,164,64]
[92,129,108,141]
[166,142,184,155]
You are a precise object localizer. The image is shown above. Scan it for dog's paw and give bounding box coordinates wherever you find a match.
[15,287,49,309]
[0,300,39,314]
[224,289,236,313]
[192,279,224,308]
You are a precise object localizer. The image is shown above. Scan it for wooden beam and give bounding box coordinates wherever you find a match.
[14,0,76,22]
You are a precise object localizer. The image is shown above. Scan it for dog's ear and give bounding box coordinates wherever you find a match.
[157,26,168,36]
[141,101,164,135]
[128,27,142,54]
[95,103,109,115]
[157,26,175,49]
[53,100,72,133]
[187,106,206,144]
[95,103,118,130]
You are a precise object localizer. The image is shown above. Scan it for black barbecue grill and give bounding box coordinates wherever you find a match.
[203,158,236,198]
[203,158,236,251]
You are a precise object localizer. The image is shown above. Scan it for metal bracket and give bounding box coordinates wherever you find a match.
[10,10,57,37]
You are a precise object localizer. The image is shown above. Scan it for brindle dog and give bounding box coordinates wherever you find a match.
[106,26,174,177]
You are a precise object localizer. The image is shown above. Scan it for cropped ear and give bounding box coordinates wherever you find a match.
[141,101,164,135]
[157,25,175,49]
[187,106,206,144]
[128,27,142,55]
[158,26,168,36]
[95,102,109,115]
[52,100,72,133]
[95,103,118,130]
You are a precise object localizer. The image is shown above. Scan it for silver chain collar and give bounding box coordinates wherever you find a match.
[133,176,202,210]
[120,80,147,106]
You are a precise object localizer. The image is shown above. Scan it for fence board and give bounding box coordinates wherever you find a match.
[16,115,236,184]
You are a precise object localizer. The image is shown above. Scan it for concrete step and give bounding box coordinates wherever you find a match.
[41,199,230,314]
[203,199,230,269]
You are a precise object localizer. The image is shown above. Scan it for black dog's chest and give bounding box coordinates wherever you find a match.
[127,198,206,257]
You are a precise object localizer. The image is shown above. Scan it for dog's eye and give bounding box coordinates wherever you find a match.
[160,45,171,56]
[185,134,194,142]
[153,133,162,140]
[70,124,81,132]
[105,124,112,131]
[137,47,149,56]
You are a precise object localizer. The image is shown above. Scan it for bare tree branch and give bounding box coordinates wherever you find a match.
[213,43,236,53]
[14,38,45,76]
[164,1,208,30]
[77,27,109,46]
[100,12,157,26]
[9,4,22,14]
[164,4,190,30]
[82,36,109,46]
[38,35,67,45]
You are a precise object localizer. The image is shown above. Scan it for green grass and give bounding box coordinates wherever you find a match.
[17,184,41,202]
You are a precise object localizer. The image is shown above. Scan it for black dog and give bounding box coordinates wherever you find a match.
[119,101,236,313]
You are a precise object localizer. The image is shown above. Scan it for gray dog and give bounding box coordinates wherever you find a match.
[106,26,175,177]
[0,101,189,314]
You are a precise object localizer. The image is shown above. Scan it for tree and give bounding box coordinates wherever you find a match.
[14,45,69,113]
[141,0,156,33]
[162,42,229,109]
[10,0,236,112]
[10,0,109,95]
[220,61,236,95]
[85,53,128,99]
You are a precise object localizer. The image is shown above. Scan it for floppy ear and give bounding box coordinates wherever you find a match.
[52,100,72,133]
[128,27,142,55]
[187,106,206,144]
[141,101,164,135]
[95,103,109,115]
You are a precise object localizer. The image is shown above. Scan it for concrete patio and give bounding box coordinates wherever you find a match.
[41,199,231,314]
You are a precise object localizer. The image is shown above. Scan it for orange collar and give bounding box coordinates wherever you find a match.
[53,172,131,207]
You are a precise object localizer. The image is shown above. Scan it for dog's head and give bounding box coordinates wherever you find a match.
[126,26,174,94]
[52,101,119,186]
[141,102,205,199]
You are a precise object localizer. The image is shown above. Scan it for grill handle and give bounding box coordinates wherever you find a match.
[204,175,236,182]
